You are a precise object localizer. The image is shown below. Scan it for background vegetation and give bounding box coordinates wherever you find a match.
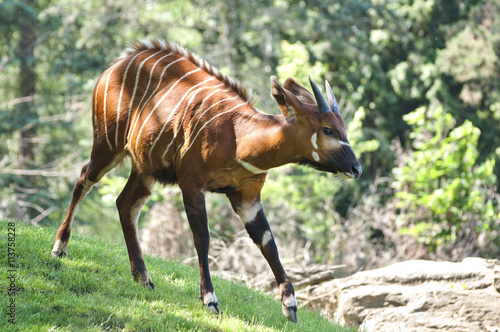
[1,0,499,276]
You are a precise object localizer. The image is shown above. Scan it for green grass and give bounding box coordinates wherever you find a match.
[0,220,353,331]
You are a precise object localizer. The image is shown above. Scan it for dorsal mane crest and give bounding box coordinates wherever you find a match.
[119,39,253,106]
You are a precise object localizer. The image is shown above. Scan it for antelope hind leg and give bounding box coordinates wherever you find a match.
[52,150,125,257]
[116,169,155,288]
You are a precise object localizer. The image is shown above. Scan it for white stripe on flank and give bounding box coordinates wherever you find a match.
[102,62,121,150]
[180,102,247,159]
[127,57,184,146]
[115,50,148,146]
[181,88,231,134]
[93,84,99,139]
[185,83,224,112]
[236,159,267,174]
[155,77,216,160]
[161,81,223,160]
[129,52,174,143]
[135,68,201,158]
[176,93,237,156]
[115,50,161,147]
[173,88,231,156]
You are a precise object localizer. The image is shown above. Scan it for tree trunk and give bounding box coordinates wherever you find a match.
[18,0,37,167]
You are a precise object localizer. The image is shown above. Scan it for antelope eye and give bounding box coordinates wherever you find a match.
[322,127,334,136]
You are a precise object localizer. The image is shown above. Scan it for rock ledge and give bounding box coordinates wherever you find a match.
[307,258,500,332]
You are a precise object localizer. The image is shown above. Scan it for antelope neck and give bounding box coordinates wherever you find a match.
[236,113,301,171]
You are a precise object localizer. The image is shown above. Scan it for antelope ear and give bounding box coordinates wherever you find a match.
[283,78,316,105]
[271,76,293,118]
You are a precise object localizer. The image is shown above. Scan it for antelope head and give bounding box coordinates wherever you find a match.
[271,76,362,179]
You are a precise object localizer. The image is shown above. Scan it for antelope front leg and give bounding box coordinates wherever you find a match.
[181,187,219,315]
[229,193,297,322]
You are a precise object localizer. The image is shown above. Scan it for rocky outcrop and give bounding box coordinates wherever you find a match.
[304,258,500,332]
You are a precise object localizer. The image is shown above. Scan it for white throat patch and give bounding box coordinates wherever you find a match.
[236,159,267,174]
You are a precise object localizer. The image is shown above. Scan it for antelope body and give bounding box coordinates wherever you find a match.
[52,40,361,322]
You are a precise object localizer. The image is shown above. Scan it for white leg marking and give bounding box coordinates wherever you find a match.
[236,159,267,174]
[135,68,201,157]
[311,133,318,149]
[203,292,219,314]
[102,62,121,150]
[283,294,297,308]
[237,201,262,224]
[115,49,152,147]
[261,230,272,247]
[51,239,69,257]
[127,57,184,148]
[312,151,320,162]
[180,102,247,159]
[203,292,218,306]
[51,239,65,253]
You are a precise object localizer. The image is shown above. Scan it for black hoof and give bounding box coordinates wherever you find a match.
[282,305,298,323]
[203,292,219,315]
[207,302,220,315]
[134,271,155,289]
[51,251,66,258]
[282,294,298,323]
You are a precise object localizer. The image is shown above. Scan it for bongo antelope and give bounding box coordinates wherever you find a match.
[52,40,362,322]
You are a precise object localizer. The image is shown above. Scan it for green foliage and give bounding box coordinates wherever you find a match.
[393,106,499,250]
[0,220,352,331]
[276,41,327,86]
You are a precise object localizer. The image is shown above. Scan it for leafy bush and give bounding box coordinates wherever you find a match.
[392,105,499,253]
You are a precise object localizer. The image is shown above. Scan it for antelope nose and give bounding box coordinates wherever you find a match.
[351,165,362,179]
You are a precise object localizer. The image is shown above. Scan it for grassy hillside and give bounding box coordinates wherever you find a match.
[0,220,353,331]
